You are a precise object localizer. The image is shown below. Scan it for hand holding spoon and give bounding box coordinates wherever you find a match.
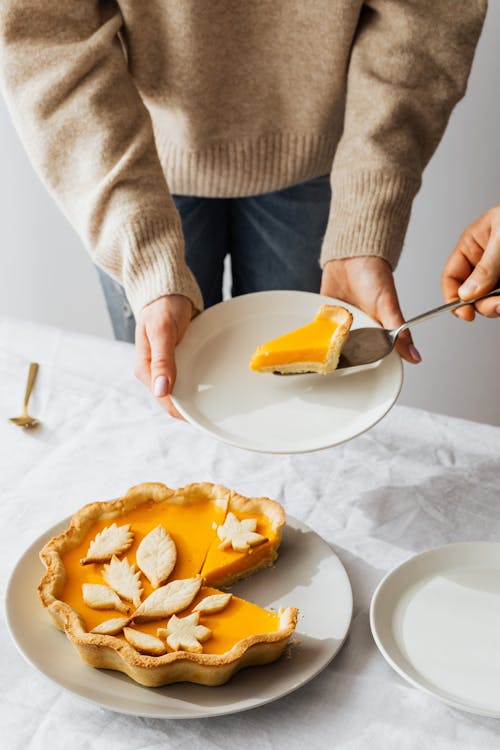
[338,288,500,369]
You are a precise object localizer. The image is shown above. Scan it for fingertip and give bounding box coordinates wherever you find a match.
[408,344,422,364]
[453,306,475,322]
[458,278,479,300]
[153,375,169,398]
[394,335,421,364]
[475,299,500,319]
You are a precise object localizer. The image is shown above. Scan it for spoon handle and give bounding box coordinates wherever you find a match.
[23,362,39,415]
[391,287,500,340]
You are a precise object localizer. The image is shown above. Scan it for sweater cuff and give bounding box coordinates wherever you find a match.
[320,171,420,270]
[109,215,204,319]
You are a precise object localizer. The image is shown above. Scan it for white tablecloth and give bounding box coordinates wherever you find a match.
[2,317,500,750]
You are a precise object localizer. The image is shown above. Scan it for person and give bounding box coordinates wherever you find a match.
[0,1,487,418]
[442,204,500,319]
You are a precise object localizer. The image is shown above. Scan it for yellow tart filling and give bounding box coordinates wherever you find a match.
[137,587,281,655]
[249,304,353,375]
[55,488,284,654]
[201,509,279,586]
[250,317,337,370]
[61,496,226,619]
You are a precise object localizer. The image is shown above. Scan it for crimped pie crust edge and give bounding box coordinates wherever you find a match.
[37,481,297,686]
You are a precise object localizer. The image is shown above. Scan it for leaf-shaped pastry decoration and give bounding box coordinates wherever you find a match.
[80,523,134,565]
[102,556,143,607]
[157,612,212,653]
[136,525,177,588]
[90,616,130,635]
[193,593,232,614]
[132,577,203,623]
[216,512,267,552]
[123,627,167,655]
[82,583,129,613]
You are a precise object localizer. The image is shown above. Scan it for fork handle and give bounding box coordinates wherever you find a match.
[391,287,500,341]
[23,362,39,414]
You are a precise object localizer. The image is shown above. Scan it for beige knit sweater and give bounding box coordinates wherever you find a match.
[0,1,486,317]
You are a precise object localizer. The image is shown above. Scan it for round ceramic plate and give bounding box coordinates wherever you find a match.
[172,291,403,453]
[6,515,352,719]
[370,542,500,717]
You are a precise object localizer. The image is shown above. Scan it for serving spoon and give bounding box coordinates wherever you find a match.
[336,288,500,369]
[273,288,500,373]
[9,362,40,428]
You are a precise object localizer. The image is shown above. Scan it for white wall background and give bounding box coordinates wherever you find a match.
[394,2,500,426]
[0,5,499,426]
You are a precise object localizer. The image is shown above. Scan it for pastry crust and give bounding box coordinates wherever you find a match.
[68,606,297,687]
[206,492,284,587]
[254,304,353,374]
[38,482,298,687]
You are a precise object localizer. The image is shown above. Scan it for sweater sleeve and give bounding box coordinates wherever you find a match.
[0,1,203,317]
[321,0,487,270]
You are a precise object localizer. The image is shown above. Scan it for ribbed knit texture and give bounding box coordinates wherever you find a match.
[0,1,487,315]
[322,172,420,270]
[158,133,338,199]
[108,216,203,318]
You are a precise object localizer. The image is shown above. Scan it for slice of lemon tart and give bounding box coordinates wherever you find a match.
[249,304,353,374]
[38,482,297,687]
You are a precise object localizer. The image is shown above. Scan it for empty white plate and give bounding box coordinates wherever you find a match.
[172,290,403,453]
[370,542,500,717]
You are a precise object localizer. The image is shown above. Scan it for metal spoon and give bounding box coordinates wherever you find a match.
[337,287,500,369]
[9,362,40,428]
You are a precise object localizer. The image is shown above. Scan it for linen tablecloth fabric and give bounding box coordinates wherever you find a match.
[1,317,500,750]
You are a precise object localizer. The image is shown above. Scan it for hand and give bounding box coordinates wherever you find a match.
[441,205,500,321]
[320,256,421,364]
[134,294,194,419]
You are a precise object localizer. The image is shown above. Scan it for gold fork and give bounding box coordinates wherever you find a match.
[9,362,40,428]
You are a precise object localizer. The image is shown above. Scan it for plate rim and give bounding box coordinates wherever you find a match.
[6,512,353,719]
[171,290,403,454]
[369,540,500,718]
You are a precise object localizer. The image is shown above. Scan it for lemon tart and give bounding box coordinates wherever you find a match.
[249,304,353,374]
[38,482,297,687]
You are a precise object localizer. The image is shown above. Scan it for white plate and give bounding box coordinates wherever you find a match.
[172,291,403,453]
[6,515,352,719]
[370,542,500,717]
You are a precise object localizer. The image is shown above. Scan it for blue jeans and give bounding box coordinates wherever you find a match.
[98,174,331,342]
